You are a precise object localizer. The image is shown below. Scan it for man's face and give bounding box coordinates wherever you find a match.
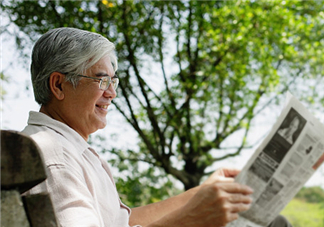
[61,55,116,140]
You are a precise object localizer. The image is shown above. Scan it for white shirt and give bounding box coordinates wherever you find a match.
[22,111,141,227]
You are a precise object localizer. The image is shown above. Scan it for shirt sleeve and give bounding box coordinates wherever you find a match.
[45,163,105,227]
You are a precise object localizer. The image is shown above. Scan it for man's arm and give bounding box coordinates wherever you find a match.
[129,168,253,227]
[130,185,199,226]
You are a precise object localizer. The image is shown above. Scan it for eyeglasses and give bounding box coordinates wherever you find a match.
[77,74,119,91]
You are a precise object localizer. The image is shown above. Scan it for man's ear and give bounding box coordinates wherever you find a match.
[49,72,65,100]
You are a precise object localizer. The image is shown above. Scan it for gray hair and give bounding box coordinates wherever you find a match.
[31,27,118,105]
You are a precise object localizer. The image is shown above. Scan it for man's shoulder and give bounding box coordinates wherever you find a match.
[22,125,65,166]
[22,123,88,170]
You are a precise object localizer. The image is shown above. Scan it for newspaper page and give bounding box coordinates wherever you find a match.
[227,93,324,227]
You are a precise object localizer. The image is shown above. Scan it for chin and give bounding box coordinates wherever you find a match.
[98,125,106,130]
[98,121,107,129]
[92,115,107,129]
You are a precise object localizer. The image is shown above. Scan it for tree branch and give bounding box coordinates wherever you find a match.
[254,67,303,117]
[157,6,177,109]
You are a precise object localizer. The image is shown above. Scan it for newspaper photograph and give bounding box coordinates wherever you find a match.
[227,93,324,227]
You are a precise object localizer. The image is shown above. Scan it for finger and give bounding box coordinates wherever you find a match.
[203,169,236,185]
[217,212,239,227]
[229,193,253,204]
[220,182,254,195]
[226,212,239,223]
[230,202,251,213]
[216,176,235,183]
[222,168,241,178]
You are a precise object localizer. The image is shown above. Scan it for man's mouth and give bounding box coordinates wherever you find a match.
[96,104,108,109]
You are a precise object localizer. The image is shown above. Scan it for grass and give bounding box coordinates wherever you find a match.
[280,198,324,227]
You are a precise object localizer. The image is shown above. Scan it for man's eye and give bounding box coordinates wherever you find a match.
[101,80,109,87]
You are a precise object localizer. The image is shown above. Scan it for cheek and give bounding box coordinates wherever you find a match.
[67,87,103,113]
[66,97,93,116]
[86,94,103,111]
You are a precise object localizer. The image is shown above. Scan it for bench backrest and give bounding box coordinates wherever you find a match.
[1,130,58,227]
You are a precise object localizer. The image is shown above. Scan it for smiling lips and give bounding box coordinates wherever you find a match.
[96,104,109,110]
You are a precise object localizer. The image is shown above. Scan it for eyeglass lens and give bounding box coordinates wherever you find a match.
[100,77,119,90]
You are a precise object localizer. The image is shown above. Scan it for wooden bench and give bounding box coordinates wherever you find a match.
[1,130,58,227]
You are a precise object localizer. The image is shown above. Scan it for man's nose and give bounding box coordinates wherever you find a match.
[103,84,117,99]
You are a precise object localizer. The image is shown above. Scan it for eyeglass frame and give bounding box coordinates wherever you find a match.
[76,73,119,91]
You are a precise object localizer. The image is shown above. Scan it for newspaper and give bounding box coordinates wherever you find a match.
[227,93,324,227]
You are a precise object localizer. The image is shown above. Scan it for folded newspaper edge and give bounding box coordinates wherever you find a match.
[227,92,324,227]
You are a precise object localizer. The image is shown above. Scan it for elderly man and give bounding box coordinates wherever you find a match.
[22,27,291,227]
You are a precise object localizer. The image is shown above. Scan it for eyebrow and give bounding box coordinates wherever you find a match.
[94,72,118,78]
[95,72,109,77]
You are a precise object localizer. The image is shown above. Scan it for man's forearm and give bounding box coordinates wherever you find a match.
[129,186,199,226]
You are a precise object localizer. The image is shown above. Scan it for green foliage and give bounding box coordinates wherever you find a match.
[2,0,324,198]
[295,186,324,203]
[113,166,181,207]
[90,135,182,207]
[281,187,324,227]
[1,72,9,100]
[110,148,182,207]
[281,198,324,227]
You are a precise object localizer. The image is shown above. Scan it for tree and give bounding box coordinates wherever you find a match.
[2,0,324,201]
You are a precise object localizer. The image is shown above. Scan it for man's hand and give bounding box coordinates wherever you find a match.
[178,181,253,227]
[141,168,253,227]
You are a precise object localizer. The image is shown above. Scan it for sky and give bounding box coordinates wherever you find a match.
[1,21,323,190]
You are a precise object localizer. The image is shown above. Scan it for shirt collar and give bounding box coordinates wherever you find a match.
[27,111,90,153]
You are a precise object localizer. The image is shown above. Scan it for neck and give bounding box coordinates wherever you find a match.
[39,105,89,141]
